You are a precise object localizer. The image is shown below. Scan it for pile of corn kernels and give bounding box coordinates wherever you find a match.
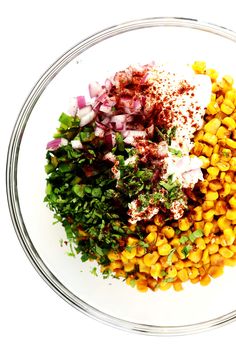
[101,62,236,292]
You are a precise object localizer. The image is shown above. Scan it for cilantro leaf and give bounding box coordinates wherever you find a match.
[189,229,204,242]
[167,248,176,266]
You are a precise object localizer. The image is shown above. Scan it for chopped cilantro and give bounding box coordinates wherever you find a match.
[189,229,204,242]
[129,279,136,288]
[91,267,98,277]
[168,147,182,157]
[167,248,176,266]
[179,235,189,244]
[181,245,192,258]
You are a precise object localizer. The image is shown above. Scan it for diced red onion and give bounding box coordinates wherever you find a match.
[105,79,112,91]
[46,138,68,151]
[146,124,154,138]
[67,97,77,117]
[101,117,110,126]
[103,152,116,163]
[157,141,168,158]
[89,81,102,98]
[104,132,116,147]
[71,139,83,149]
[110,114,126,124]
[123,130,147,145]
[94,126,105,138]
[78,105,92,117]
[77,96,86,109]
[79,110,96,127]
[99,103,113,114]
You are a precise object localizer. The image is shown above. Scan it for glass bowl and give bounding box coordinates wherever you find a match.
[6,17,236,335]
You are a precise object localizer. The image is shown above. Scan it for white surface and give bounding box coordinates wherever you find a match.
[2,0,236,353]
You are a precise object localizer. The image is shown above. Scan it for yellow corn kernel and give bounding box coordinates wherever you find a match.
[155,236,167,247]
[154,214,164,227]
[206,68,218,81]
[114,269,126,278]
[229,195,236,209]
[226,89,236,101]
[217,126,230,139]
[161,226,175,239]
[198,156,210,169]
[147,278,158,291]
[143,252,159,267]
[226,209,236,221]
[129,224,136,232]
[203,222,213,237]
[222,117,236,130]
[224,258,236,266]
[225,171,234,183]
[215,200,227,215]
[167,266,177,278]
[120,254,129,264]
[216,161,230,172]
[108,251,121,262]
[202,249,210,264]
[194,221,205,230]
[193,206,203,221]
[170,238,180,248]
[200,274,211,286]
[230,244,236,253]
[158,243,171,256]
[189,267,199,280]
[210,153,220,166]
[138,260,150,274]
[218,216,231,230]
[219,183,231,197]
[208,180,221,191]
[199,180,209,194]
[230,157,236,171]
[145,231,157,244]
[192,61,206,74]
[188,249,203,263]
[159,281,172,291]
[207,102,220,115]
[207,167,220,178]
[109,261,123,271]
[207,243,219,255]
[202,144,213,157]
[146,225,158,233]
[210,254,224,266]
[221,148,232,162]
[136,279,148,292]
[173,281,183,292]
[202,209,215,222]
[231,182,236,192]
[213,144,220,153]
[177,268,189,282]
[222,228,235,245]
[127,237,139,246]
[122,247,136,260]
[202,132,218,146]
[202,200,215,211]
[226,138,236,149]
[208,265,224,278]
[204,118,221,134]
[193,141,204,156]
[150,263,161,278]
[223,75,234,87]
[195,237,206,250]
[136,246,146,257]
[178,217,191,231]
[191,277,200,284]
[219,247,234,258]
[221,99,235,115]
[124,262,135,272]
[194,130,204,142]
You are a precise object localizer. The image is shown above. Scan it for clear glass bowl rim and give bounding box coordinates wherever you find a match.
[6,16,236,336]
